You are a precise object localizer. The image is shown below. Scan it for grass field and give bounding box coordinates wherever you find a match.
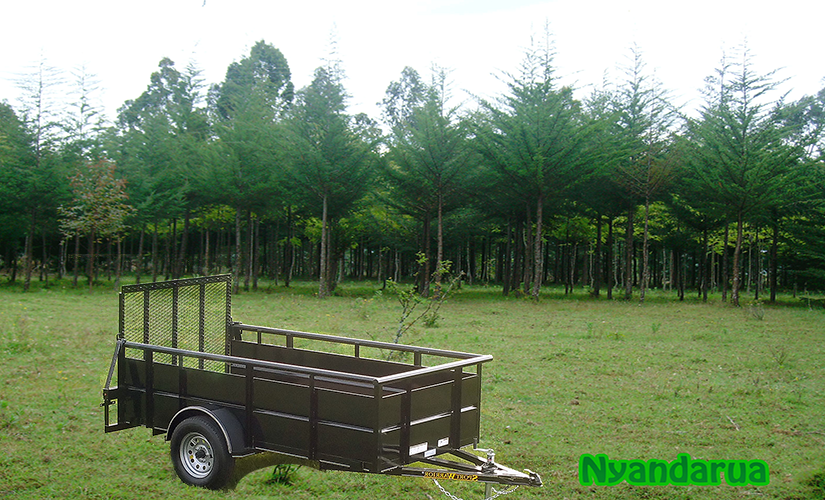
[1,278,824,499]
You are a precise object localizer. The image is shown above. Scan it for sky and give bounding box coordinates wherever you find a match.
[1,0,823,123]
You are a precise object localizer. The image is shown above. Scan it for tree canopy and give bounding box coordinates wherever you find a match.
[1,37,824,304]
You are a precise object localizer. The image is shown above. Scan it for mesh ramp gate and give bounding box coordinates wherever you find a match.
[119,274,232,372]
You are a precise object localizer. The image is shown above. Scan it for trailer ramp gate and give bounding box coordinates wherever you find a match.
[119,274,232,370]
[104,275,232,432]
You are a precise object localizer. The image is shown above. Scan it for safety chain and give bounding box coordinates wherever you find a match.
[431,479,520,500]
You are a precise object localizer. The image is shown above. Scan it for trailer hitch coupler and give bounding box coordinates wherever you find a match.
[481,448,496,473]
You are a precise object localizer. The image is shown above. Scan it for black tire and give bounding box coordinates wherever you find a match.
[170,415,235,489]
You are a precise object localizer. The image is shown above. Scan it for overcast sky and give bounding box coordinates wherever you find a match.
[1,0,823,123]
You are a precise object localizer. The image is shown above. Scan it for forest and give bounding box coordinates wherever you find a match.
[1,37,824,305]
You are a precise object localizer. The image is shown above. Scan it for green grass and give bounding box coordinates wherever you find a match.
[1,278,824,499]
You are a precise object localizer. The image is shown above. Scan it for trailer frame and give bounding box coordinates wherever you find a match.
[102,275,541,492]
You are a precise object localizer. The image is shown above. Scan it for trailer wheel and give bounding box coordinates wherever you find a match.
[170,416,235,489]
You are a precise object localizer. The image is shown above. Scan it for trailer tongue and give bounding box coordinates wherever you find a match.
[102,275,542,496]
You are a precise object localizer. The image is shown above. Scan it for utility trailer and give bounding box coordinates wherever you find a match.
[102,275,541,496]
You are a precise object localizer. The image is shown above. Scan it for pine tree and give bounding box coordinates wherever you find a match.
[384,66,473,296]
[685,46,807,306]
[283,65,378,297]
[613,47,680,302]
[475,30,589,299]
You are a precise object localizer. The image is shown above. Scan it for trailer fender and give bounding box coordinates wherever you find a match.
[166,407,250,456]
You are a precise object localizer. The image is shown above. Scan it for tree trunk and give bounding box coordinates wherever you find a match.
[592,214,602,298]
[770,217,779,303]
[327,236,342,295]
[58,238,65,280]
[41,230,48,283]
[523,207,532,295]
[640,198,651,303]
[177,210,190,279]
[224,228,231,274]
[269,221,278,283]
[394,248,401,283]
[204,229,210,276]
[234,207,242,295]
[435,190,444,295]
[468,239,476,285]
[570,243,578,291]
[721,223,729,302]
[531,196,543,300]
[106,239,112,282]
[253,216,260,291]
[377,247,384,285]
[747,232,753,295]
[731,212,743,307]
[286,206,294,287]
[624,208,634,300]
[288,227,296,287]
[502,219,512,296]
[136,224,145,284]
[512,220,522,293]
[244,211,252,292]
[702,228,709,303]
[318,193,330,298]
[10,252,17,283]
[420,212,431,298]
[73,234,80,287]
[167,218,176,280]
[753,230,760,301]
[87,229,95,293]
[23,211,35,292]
[678,248,685,301]
[606,217,614,300]
[115,238,122,289]
[564,222,571,295]
[151,221,159,283]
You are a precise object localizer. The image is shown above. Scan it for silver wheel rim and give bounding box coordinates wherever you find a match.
[179,431,214,479]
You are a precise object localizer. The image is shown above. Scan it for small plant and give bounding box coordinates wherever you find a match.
[353,297,373,320]
[583,322,600,339]
[750,374,761,388]
[266,464,300,486]
[423,311,440,328]
[0,401,19,429]
[748,301,765,320]
[606,331,625,341]
[768,345,789,367]
[691,332,715,341]
[791,377,806,406]
[1,315,33,354]
[650,322,662,335]
[386,257,461,347]
[673,381,684,397]
[541,351,567,361]
[803,468,825,497]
